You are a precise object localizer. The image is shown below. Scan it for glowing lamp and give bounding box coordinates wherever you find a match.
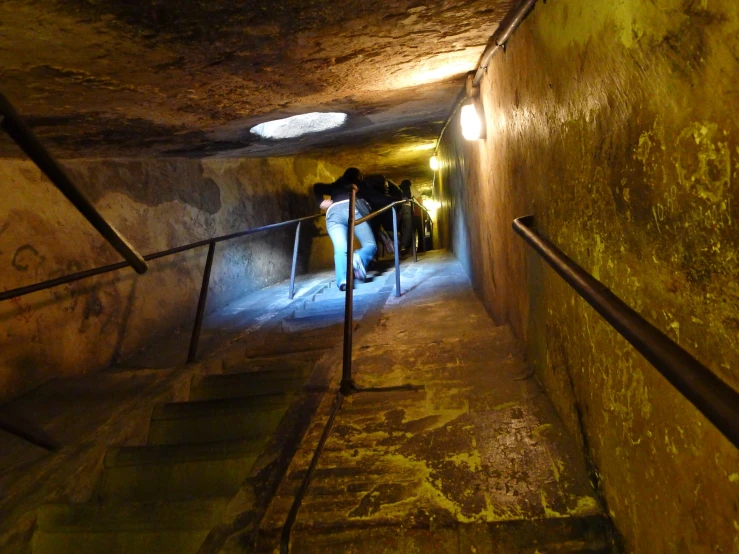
[429,156,440,171]
[424,199,440,219]
[460,103,483,140]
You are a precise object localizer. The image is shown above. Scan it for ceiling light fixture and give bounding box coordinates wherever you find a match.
[429,155,440,171]
[461,72,486,141]
[250,112,348,140]
[460,103,483,141]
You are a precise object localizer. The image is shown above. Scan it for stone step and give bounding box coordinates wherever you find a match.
[299,296,371,312]
[147,394,289,445]
[281,313,351,332]
[34,499,226,554]
[270,515,613,554]
[292,304,367,322]
[34,529,210,554]
[97,440,263,501]
[315,282,383,300]
[189,369,308,401]
[221,350,323,375]
[265,325,344,344]
[245,332,340,358]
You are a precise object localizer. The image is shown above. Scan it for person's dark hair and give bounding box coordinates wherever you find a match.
[399,179,412,197]
[341,167,363,185]
[364,174,387,194]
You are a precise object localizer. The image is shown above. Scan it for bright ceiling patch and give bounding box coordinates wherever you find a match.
[250,112,348,140]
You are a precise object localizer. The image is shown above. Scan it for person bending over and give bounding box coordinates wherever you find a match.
[314,168,377,291]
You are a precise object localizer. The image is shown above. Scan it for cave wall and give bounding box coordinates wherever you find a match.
[435,0,739,551]
[0,156,338,403]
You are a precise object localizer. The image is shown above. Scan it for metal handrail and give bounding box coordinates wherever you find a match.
[281,192,424,552]
[0,212,325,450]
[0,213,324,303]
[410,198,431,215]
[472,0,538,86]
[355,199,406,225]
[513,215,739,449]
[0,91,148,274]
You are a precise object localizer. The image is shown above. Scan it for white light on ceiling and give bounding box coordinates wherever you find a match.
[250,112,348,139]
[429,156,439,171]
[460,103,483,141]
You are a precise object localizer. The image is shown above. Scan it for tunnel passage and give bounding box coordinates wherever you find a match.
[2,0,739,553]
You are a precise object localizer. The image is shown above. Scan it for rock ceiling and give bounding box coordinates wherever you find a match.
[0,0,513,189]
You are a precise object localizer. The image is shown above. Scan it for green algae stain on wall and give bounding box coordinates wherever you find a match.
[534,0,679,51]
[675,122,731,203]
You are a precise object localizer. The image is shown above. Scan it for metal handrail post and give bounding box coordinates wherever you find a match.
[282,194,426,554]
[340,188,357,394]
[187,241,216,363]
[411,201,418,263]
[289,221,302,299]
[0,92,148,275]
[392,207,401,297]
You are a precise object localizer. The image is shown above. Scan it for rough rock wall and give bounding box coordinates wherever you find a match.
[0,157,338,403]
[435,0,739,551]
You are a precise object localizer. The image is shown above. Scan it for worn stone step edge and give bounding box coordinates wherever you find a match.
[104,438,266,467]
[36,498,229,532]
[190,378,305,402]
[245,342,337,357]
[152,392,290,420]
[221,351,324,374]
[193,366,306,387]
[97,454,259,502]
[262,514,613,542]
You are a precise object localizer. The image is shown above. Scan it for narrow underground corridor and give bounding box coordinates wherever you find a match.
[1,0,738,553]
[18,253,611,553]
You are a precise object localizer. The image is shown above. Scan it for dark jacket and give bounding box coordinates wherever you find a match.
[387,180,404,201]
[314,180,392,212]
[313,181,354,205]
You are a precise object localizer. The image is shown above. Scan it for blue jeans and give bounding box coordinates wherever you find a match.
[326,199,377,286]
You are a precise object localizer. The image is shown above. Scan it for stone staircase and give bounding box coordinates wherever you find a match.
[27,255,617,553]
[31,272,391,554]
[257,254,617,553]
[32,359,301,554]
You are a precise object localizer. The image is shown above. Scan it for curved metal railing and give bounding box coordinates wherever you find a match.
[0,91,148,274]
[513,214,739,449]
[0,212,325,449]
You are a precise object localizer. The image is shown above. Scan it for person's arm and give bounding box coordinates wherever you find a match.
[314,183,332,209]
